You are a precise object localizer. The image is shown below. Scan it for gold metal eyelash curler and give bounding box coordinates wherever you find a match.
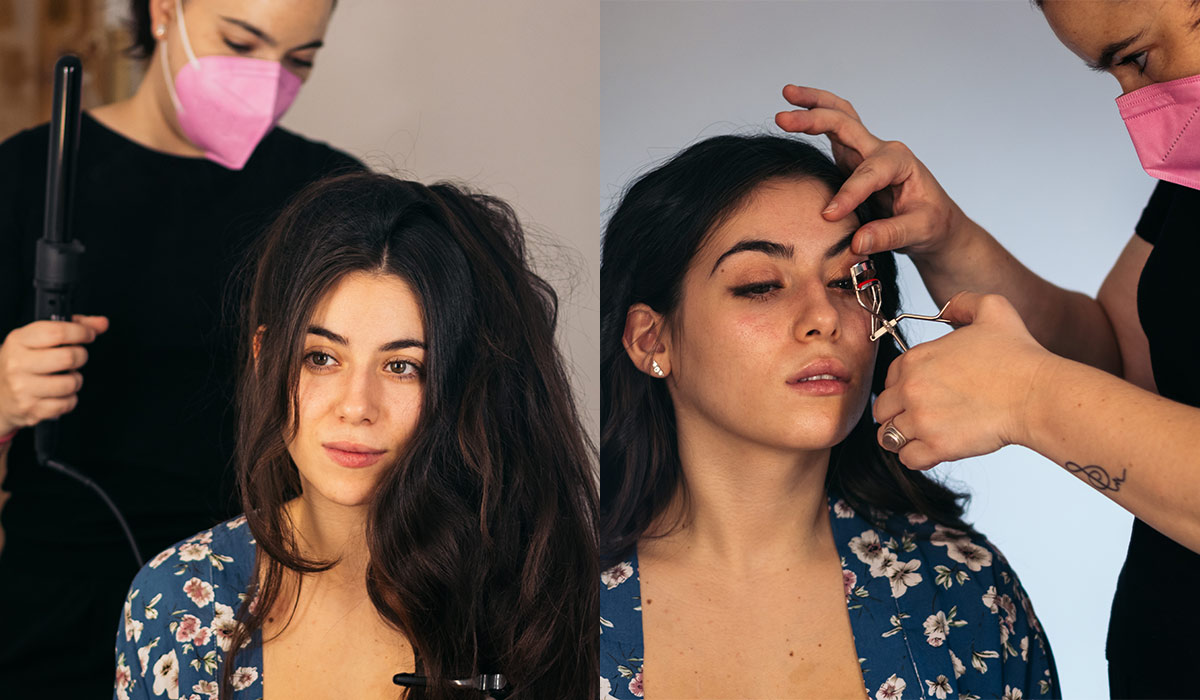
[849,261,954,352]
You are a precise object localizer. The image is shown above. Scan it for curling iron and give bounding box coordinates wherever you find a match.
[34,55,142,568]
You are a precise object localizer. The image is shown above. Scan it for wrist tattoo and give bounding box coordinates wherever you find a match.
[1065,461,1126,492]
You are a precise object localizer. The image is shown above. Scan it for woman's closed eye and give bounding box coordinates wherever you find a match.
[1118,51,1148,74]
[829,277,856,293]
[731,281,783,301]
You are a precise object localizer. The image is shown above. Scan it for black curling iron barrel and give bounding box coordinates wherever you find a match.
[32,55,142,568]
[34,54,85,466]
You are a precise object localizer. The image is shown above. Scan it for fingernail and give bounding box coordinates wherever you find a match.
[857,233,873,253]
[822,201,839,215]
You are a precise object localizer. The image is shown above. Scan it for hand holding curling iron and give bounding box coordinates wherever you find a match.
[871,292,1053,470]
[0,315,108,436]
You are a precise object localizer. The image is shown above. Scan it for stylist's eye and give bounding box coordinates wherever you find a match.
[223,39,253,53]
[1119,51,1148,74]
[288,56,315,69]
[731,281,782,301]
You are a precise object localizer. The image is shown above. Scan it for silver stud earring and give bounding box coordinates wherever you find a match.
[154,25,166,38]
[651,360,665,377]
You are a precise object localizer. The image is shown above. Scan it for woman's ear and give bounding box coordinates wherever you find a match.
[623,303,671,378]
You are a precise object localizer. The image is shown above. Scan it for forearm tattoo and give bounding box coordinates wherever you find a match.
[1065,461,1127,492]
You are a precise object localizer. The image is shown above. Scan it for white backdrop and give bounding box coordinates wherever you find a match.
[281,0,601,444]
[601,2,1154,697]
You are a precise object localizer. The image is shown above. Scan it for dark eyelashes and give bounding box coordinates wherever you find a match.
[730,277,857,300]
[222,38,314,68]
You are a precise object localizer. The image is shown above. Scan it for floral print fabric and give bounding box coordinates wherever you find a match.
[600,497,1060,699]
[114,516,262,700]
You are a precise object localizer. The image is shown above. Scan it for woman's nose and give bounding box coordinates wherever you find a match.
[792,285,841,342]
[337,369,380,425]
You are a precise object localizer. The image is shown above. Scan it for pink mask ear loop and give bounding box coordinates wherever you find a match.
[159,0,200,115]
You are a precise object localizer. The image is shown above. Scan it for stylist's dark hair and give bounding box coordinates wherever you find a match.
[600,134,971,565]
[224,172,597,699]
[125,0,338,59]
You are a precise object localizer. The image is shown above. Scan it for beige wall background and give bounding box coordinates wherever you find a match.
[281,0,600,445]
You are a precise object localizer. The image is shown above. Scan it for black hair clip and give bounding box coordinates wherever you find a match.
[393,672,509,699]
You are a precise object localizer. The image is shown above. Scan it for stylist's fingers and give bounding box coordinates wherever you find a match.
[29,372,84,399]
[774,107,884,158]
[897,439,940,471]
[852,208,942,257]
[23,345,88,375]
[30,395,77,423]
[14,319,100,350]
[781,85,863,121]
[72,314,109,335]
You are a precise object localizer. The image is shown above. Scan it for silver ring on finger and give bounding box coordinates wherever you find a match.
[881,420,909,452]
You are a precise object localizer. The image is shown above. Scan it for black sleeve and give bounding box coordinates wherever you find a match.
[0,129,36,338]
[1134,180,1179,245]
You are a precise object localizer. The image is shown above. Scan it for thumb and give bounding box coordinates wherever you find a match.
[940,291,985,328]
[72,314,110,335]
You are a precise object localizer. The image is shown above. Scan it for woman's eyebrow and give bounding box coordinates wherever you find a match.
[709,239,794,276]
[218,16,325,51]
[824,229,857,259]
[307,327,425,352]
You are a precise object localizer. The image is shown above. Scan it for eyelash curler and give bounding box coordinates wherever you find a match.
[393,672,509,699]
[849,260,953,352]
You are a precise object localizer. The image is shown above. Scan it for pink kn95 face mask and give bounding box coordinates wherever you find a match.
[1116,74,1200,191]
[160,0,302,170]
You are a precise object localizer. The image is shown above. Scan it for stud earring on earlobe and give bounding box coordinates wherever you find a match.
[154,25,166,38]
[651,360,665,377]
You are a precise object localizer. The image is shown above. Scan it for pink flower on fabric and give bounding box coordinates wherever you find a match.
[175,614,203,643]
[842,570,857,600]
[876,674,906,700]
[628,672,644,697]
[182,577,215,608]
[115,662,132,700]
[231,667,259,691]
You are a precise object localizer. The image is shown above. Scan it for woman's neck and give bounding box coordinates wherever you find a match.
[88,47,204,158]
[285,495,371,592]
[645,425,835,573]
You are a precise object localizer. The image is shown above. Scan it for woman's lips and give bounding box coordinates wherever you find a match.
[322,443,387,468]
[788,375,849,396]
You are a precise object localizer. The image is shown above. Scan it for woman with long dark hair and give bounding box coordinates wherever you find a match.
[599,135,1056,699]
[114,171,597,699]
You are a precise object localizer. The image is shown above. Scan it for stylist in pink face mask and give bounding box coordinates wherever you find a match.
[776,0,1200,695]
[0,1,361,696]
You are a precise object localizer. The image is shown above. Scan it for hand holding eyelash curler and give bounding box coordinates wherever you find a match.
[849,260,954,352]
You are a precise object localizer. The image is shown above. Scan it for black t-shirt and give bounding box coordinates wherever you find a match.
[1107,180,1200,697]
[0,113,360,695]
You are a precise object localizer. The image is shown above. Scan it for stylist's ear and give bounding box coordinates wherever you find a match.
[623,304,671,378]
[149,0,175,37]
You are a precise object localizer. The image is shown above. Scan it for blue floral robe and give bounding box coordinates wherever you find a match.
[599,497,1059,700]
[114,516,263,700]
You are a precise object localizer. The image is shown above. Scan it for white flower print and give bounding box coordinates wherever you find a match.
[192,680,219,699]
[906,512,929,525]
[869,550,898,578]
[115,657,133,700]
[124,599,144,643]
[923,611,949,647]
[885,558,922,597]
[137,639,157,677]
[231,666,259,691]
[945,539,993,571]
[949,649,965,679]
[177,542,211,562]
[925,675,951,699]
[850,530,887,566]
[211,602,240,651]
[182,577,215,608]
[185,530,214,546]
[1021,635,1029,662]
[833,499,855,518]
[148,547,176,569]
[876,673,906,700]
[225,515,247,529]
[982,586,1000,613]
[601,562,634,590]
[600,675,619,700]
[152,649,180,699]
[143,593,162,620]
[929,524,967,545]
[1002,685,1024,700]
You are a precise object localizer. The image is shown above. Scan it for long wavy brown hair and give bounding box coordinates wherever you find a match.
[222,172,597,699]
